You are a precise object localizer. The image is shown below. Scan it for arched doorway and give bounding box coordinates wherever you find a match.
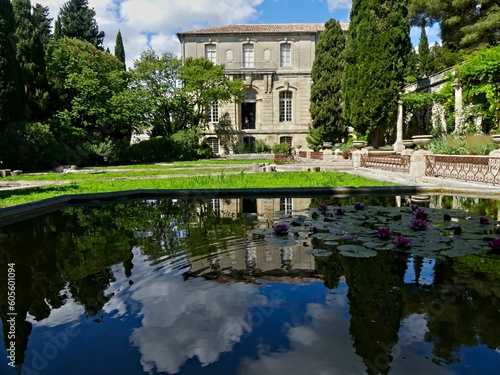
[242,91,256,129]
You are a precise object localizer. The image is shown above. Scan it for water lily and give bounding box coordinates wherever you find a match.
[355,202,365,210]
[410,219,428,231]
[377,227,392,239]
[336,207,345,215]
[479,216,490,225]
[273,223,289,235]
[410,204,419,212]
[394,236,412,248]
[490,238,500,250]
[317,203,328,213]
[414,208,428,221]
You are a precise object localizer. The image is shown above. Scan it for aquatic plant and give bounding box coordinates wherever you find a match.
[335,207,345,215]
[354,202,365,210]
[490,238,500,251]
[410,219,428,231]
[317,203,328,213]
[273,223,289,235]
[414,208,429,221]
[479,216,490,225]
[377,227,392,239]
[394,236,412,248]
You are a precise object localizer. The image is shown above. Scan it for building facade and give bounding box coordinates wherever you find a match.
[177,23,348,155]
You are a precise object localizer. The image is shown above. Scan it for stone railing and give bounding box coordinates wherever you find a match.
[425,155,500,186]
[354,150,500,186]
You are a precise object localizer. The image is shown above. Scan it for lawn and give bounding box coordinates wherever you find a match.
[0,171,396,208]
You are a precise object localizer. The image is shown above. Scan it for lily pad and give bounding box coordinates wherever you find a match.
[338,245,377,258]
[306,249,333,257]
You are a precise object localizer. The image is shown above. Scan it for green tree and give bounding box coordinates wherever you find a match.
[54,0,104,49]
[417,18,433,77]
[179,57,245,129]
[130,48,183,136]
[114,29,125,70]
[46,37,134,146]
[32,3,52,51]
[13,0,49,121]
[0,0,24,129]
[343,0,412,147]
[309,18,347,146]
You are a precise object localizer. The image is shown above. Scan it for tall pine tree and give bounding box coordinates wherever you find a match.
[32,4,52,52]
[343,0,412,147]
[54,0,104,49]
[0,0,24,128]
[114,30,126,70]
[309,19,346,146]
[13,0,48,120]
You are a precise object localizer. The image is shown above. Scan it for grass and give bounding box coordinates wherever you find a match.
[0,171,396,208]
[85,159,273,169]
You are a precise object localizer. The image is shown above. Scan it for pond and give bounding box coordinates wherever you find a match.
[1,194,500,375]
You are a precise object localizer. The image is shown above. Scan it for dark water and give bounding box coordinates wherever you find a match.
[1,195,500,375]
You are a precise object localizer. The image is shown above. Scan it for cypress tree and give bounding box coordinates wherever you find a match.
[0,0,24,128]
[54,0,105,49]
[309,19,346,146]
[343,0,412,147]
[13,0,48,120]
[114,30,126,70]
[417,18,433,77]
[32,4,52,51]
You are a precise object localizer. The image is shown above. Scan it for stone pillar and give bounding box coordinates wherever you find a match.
[393,99,405,153]
[323,148,334,163]
[409,152,427,183]
[453,79,463,133]
[352,150,367,168]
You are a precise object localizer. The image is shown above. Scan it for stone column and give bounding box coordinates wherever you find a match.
[409,152,427,183]
[393,98,405,153]
[453,79,463,133]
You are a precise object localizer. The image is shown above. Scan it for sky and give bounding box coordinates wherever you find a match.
[34,0,440,68]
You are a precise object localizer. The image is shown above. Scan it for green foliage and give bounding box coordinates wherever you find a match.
[458,45,500,131]
[54,0,104,49]
[417,18,433,78]
[171,129,202,161]
[13,0,50,121]
[179,57,245,128]
[272,142,291,154]
[310,18,346,144]
[306,125,323,152]
[254,139,271,153]
[130,48,184,136]
[343,0,413,147]
[46,37,134,145]
[114,30,125,70]
[0,0,24,129]
[0,121,66,170]
[127,136,175,163]
[32,4,51,51]
[427,134,496,155]
[402,91,442,135]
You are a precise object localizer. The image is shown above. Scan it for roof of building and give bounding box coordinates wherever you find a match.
[177,23,349,36]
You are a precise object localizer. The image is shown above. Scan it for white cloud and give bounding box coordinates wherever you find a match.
[324,0,352,13]
[34,0,264,68]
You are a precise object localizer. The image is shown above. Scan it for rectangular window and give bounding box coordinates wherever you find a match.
[280,198,293,215]
[206,137,219,154]
[205,44,216,63]
[280,43,291,67]
[211,199,221,215]
[279,91,292,122]
[209,102,219,123]
[280,136,292,147]
[243,44,254,68]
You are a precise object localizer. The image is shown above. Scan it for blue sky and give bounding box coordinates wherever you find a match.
[36,0,440,68]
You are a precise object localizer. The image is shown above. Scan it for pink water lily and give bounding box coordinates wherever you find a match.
[377,227,392,239]
[410,219,428,231]
[394,236,412,248]
[273,223,289,235]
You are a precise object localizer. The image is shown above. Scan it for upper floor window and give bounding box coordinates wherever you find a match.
[279,91,292,122]
[205,44,216,63]
[208,102,219,123]
[243,44,254,68]
[280,43,291,67]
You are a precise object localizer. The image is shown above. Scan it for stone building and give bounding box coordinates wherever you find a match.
[177,23,348,155]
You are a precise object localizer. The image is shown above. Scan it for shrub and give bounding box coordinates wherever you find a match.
[1,122,66,171]
[255,139,271,153]
[428,134,496,155]
[84,138,131,165]
[272,142,291,154]
[128,136,175,163]
[171,129,200,161]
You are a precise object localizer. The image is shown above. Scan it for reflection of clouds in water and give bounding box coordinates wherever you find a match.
[398,313,428,346]
[238,300,366,375]
[128,270,262,374]
[26,287,84,328]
